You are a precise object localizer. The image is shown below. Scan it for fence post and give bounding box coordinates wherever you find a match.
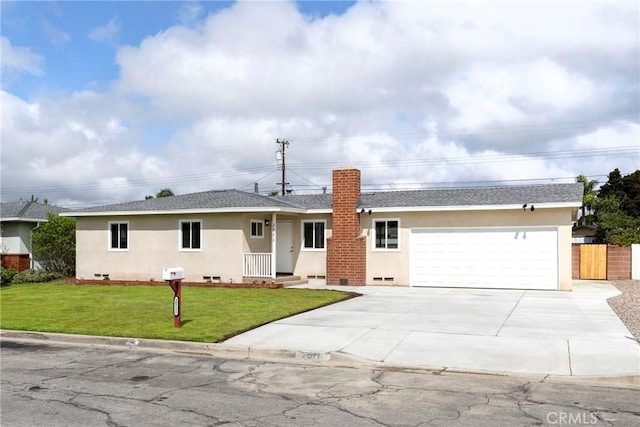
[632,244,640,280]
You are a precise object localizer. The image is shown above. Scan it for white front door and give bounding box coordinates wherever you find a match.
[276,221,294,273]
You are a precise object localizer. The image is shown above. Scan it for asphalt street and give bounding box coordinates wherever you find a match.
[1,339,639,426]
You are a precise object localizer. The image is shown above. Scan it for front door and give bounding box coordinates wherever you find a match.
[276,221,294,274]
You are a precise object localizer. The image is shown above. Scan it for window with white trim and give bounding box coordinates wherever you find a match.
[302,220,325,250]
[374,219,399,250]
[109,222,129,250]
[250,220,264,238]
[180,220,202,250]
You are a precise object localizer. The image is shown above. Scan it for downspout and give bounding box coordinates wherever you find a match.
[30,222,41,270]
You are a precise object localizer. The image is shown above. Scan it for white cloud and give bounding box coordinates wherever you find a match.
[88,18,120,45]
[446,58,595,130]
[42,20,70,48]
[178,1,204,26]
[0,36,44,77]
[0,90,169,206]
[1,1,638,206]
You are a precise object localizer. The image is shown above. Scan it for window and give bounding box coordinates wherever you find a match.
[180,220,202,250]
[302,220,325,250]
[109,222,128,250]
[250,220,264,238]
[374,219,399,250]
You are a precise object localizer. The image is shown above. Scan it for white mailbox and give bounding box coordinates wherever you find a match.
[162,267,185,281]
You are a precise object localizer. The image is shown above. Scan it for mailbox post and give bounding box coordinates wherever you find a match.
[162,267,184,328]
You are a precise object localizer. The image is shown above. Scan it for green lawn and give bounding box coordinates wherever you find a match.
[0,282,355,342]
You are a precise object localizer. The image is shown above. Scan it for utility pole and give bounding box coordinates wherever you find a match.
[276,139,289,196]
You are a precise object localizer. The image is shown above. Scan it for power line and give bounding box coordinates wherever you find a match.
[286,115,639,143]
[287,146,638,170]
[287,168,324,192]
[238,168,279,191]
[284,173,616,193]
[1,145,635,197]
[0,165,276,194]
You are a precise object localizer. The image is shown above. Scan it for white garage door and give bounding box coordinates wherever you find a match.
[410,228,558,290]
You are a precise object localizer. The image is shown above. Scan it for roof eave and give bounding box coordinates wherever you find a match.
[359,202,582,213]
[304,208,332,214]
[62,206,308,217]
[0,217,47,222]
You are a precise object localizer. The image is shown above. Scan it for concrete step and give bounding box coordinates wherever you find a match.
[243,275,308,287]
[275,275,301,282]
[279,280,309,287]
[275,275,308,287]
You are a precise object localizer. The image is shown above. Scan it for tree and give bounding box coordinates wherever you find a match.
[156,188,175,198]
[598,168,625,200]
[593,169,640,246]
[598,169,640,218]
[620,170,640,218]
[32,213,76,276]
[576,175,597,226]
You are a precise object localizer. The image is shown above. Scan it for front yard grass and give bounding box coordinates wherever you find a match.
[0,282,355,342]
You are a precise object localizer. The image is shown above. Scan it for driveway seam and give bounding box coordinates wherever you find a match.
[380,330,411,362]
[567,340,573,376]
[336,299,409,354]
[495,290,526,336]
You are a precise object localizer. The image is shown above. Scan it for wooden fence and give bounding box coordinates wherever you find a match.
[572,244,632,280]
[579,245,607,279]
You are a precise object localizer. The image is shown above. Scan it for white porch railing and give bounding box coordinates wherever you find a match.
[243,253,273,278]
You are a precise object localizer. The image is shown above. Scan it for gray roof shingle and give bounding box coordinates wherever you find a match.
[65,183,583,216]
[275,183,583,209]
[274,194,333,210]
[70,189,304,214]
[0,201,68,221]
[359,183,584,208]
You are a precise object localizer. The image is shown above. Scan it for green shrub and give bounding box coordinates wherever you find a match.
[10,269,63,284]
[1,267,18,286]
[32,213,76,276]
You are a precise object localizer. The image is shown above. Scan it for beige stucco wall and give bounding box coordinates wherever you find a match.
[241,214,272,254]
[75,207,574,289]
[290,214,332,278]
[364,208,575,290]
[0,222,35,254]
[76,214,244,282]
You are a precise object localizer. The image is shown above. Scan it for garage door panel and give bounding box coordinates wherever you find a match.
[410,228,558,290]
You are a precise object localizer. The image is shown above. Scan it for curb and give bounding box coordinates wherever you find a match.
[2,329,638,389]
[0,329,376,369]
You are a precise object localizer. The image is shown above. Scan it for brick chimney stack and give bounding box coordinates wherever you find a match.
[326,167,366,286]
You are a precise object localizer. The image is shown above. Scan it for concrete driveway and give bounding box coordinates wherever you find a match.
[225,281,640,377]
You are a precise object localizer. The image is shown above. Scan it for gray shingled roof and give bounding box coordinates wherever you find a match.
[359,183,584,208]
[70,189,304,214]
[0,201,68,221]
[65,183,583,216]
[275,183,583,210]
[275,194,332,210]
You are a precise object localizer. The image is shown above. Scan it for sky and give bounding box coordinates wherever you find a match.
[1,0,638,208]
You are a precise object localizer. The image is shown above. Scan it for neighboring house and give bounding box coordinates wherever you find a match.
[572,225,597,244]
[0,201,68,271]
[63,167,583,290]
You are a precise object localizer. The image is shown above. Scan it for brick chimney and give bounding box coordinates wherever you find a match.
[326,167,366,286]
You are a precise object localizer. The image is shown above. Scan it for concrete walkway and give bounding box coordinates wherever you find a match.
[225,281,640,377]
